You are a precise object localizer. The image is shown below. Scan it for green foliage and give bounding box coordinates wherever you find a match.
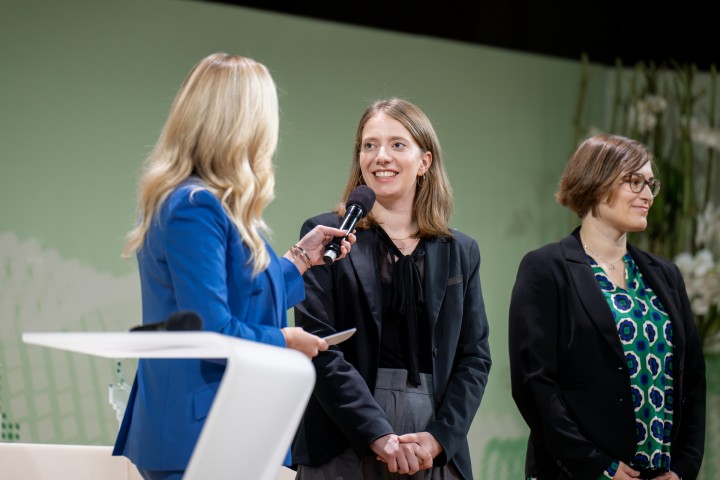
[575,55,720,355]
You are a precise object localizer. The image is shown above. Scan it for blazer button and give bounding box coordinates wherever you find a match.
[619,397,624,402]
[432,348,439,358]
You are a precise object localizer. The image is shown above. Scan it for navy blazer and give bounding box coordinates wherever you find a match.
[509,228,706,480]
[113,179,304,470]
[291,212,492,480]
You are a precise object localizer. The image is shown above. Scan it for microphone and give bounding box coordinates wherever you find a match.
[323,185,376,265]
[130,310,203,332]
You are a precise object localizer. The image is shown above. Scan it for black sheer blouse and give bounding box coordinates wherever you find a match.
[375,227,432,386]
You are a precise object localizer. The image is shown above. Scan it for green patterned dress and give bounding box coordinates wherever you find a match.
[586,252,674,479]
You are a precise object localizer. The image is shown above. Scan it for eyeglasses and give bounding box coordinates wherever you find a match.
[621,173,661,197]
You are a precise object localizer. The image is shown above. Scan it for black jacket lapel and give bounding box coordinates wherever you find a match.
[627,244,686,362]
[349,229,383,332]
[424,236,450,331]
[563,230,626,363]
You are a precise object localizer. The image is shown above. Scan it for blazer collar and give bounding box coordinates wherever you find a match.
[626,243,686,358]
[349,229,382,329]
[349,230,451,332]
[562,227,625,362]
[563,227,686,362]
[425,236,450,329]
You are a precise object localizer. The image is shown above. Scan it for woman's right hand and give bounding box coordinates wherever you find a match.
[281,327,328,358]
[613,461,640,479]
[371,433,431,475]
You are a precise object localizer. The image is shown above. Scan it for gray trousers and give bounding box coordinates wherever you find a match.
[296,368,462,480]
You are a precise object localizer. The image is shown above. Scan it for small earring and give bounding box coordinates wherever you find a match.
[417,174,425,187]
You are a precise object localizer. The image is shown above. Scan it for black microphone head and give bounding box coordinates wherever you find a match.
[346,185,375,217]
[323,186,375,265]
[130,310,203,332]
[165,310,203,331]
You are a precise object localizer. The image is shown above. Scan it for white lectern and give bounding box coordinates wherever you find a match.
[22,332,315,480]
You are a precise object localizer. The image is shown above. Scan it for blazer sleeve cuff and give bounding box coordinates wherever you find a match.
[281,256,306,307]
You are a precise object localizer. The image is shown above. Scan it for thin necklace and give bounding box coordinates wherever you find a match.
[583,244,626,270]
[392,237,419,254]
[396,238,419,248]
[388,234,415,241]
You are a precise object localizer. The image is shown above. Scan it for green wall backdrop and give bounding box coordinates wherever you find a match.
[10,0,713,478]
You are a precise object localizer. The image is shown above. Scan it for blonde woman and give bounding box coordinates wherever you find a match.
[112,53,354,480]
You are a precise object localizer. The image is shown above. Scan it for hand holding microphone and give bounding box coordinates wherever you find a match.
[323,185,376,264]
[285,186,373,271]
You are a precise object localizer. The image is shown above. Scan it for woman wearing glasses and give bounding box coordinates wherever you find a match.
[509,133,706,480]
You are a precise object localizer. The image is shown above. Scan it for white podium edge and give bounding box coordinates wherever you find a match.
[22,332,315,480]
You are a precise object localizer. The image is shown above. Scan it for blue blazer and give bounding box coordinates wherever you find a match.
[113,178,304,470]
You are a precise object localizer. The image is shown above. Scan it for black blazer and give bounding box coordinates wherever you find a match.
[509,228,706,480]
[291,212,492,480]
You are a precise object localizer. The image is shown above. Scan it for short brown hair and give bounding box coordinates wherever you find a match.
[556,133,654,217]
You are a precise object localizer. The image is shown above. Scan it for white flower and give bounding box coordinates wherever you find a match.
[694,249,715,277]
[696,204,720,252]
[629,96,669,134]
[674,252,695,275]
[645,95,668,113]
[690,118,720,152]
[674,249,720,319]
[629,104,656,134]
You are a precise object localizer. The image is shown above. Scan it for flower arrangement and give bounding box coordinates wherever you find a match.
[574,54,720,355]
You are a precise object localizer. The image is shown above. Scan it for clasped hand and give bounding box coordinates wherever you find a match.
[613,462,680,480]
[371,432,441,475]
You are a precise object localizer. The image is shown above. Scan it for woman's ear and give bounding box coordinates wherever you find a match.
[419,150,432,175]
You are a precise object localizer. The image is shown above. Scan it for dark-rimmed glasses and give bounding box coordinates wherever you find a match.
[621,173,661,197]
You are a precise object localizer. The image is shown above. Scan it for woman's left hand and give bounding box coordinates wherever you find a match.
[398,432,442,465]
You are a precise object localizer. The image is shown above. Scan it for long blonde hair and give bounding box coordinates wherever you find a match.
[124,53,279,275]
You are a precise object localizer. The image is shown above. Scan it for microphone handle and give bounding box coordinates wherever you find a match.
[322,245,340,265]
[337,204,363,232]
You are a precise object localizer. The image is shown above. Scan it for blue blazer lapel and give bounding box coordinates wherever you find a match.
[562,230,625,363]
